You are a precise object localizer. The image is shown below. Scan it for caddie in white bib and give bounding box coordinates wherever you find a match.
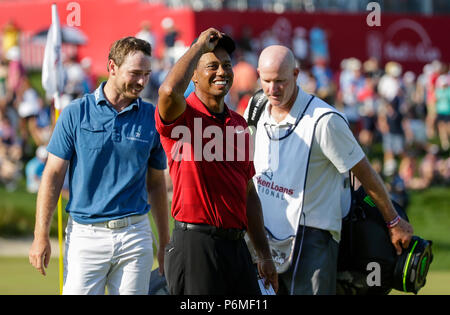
[252,89,345,241]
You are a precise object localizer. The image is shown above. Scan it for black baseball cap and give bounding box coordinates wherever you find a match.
[191,33,236,56]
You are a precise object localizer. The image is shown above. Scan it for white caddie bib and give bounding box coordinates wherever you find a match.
[253,94,342,240]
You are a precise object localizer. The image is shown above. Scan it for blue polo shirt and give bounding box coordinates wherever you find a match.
[47,82,166,224]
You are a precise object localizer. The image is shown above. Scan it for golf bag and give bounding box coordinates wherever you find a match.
[337,185,433,295]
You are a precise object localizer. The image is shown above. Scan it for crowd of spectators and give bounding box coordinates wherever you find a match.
[0,20,93,192]
[1,19,448,209]
[220,24,450,207]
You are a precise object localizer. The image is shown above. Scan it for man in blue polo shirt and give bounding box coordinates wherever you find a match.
[29,37,169,295]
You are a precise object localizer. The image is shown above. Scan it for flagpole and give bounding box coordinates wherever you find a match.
[42,3,65,295]
[53,91,64,295]
[57,194,64,295]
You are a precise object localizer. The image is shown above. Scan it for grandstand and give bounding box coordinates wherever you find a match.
[150,0,450,15]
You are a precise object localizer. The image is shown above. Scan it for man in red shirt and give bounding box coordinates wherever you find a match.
[156,28,277,294]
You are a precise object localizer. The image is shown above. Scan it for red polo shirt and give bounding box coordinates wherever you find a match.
[155,92,255,229]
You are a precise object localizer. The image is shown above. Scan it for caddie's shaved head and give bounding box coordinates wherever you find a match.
[257,45,299,109]
[258,45,296,73]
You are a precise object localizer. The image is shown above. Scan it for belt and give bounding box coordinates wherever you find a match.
[174,220,245,241]
[92,214,147,229]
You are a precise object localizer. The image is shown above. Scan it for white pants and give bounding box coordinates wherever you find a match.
[63,216,153,295]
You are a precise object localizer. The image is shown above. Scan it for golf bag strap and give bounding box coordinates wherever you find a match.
[348,171,356,258]
[247,89,268,129]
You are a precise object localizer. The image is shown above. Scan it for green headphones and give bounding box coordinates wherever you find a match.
[393,236,433,294]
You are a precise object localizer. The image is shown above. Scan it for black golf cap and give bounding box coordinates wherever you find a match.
[191,33,236,56]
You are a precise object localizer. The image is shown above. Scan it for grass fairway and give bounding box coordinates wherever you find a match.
[0,256,448,295]
[0,257,60,295]
[0,185,448,295]
[390,270,450,295]
[0,256,160,295]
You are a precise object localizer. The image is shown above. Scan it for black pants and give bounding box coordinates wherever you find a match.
[164,226,261,295]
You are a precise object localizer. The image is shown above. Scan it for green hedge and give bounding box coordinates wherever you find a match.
[0,182,69,236]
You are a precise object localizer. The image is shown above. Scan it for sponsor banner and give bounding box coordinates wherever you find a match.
[1,0,448,76]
